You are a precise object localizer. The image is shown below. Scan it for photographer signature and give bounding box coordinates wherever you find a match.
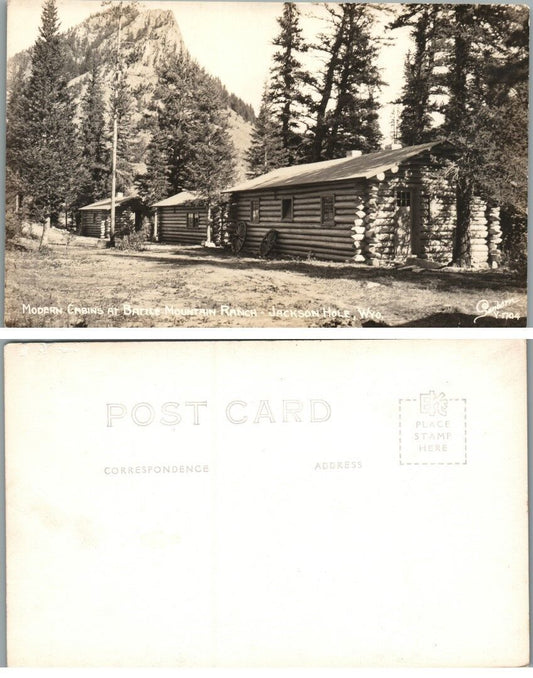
[474,298,521,323]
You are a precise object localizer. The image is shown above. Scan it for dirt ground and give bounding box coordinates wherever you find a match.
[4,230,527,328]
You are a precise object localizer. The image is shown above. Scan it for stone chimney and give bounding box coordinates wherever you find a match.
[346,150,363,158]
[384,143,402,150]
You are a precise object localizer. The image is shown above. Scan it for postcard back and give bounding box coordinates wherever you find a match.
[4,340,528,666]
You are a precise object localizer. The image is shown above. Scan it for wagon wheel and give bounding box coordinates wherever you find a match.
[231,221,247,254]
[259,229,279,258]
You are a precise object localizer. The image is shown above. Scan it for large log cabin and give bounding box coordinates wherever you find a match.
[225,140,502,268]
[152,191,208,245]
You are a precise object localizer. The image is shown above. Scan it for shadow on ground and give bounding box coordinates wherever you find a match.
[109,245,526,295]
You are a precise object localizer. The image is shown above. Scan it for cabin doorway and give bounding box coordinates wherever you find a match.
[393,189,421,261]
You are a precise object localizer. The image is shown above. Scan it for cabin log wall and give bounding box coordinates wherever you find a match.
[158,206,208,245]
[234,180,359,261]
[81,210,106,237]
[80,208,137,238]
[486,204,502,268]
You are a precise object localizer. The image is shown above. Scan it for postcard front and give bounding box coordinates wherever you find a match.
[5,340,528,666]
[4,1,527,328]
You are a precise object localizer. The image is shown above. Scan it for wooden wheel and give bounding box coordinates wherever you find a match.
[259,229,279,257]
[231,221,247,254]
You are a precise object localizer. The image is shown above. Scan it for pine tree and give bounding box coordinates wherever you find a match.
[445,5,528,266]
[308,4,382,161]
[136,125,170,206]
[322,4,382,158]
[6,65,29,216]
[269,3,310,164]
[183,69,236,243]
[138,50,236,241]
[78,58,110,207]
[391,4,528,267]
[16,0,79,246]
[143,49,197,195]
[391,5,440,145]
[246,83,287,177]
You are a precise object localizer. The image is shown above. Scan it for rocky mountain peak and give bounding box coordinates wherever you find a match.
[8,4,253,182]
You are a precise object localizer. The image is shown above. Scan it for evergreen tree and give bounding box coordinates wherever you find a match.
[78,58,110,207]
[391,5,440,145]
[136,125,170,205]
[15,0,79,245]
[182,70,236,242]
[391,4,528,267]
[446,5,528,266]
[269,3,310,164]
[308,4,382,161]
[138,50,236,240]
[6,65,29,216]
[142,50,197,196]
[323,4,382,158]
[245,83,287,177]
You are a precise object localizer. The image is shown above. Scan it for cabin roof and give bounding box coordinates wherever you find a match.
[79,195,139,211]
[152,191,204,208]
[225,140,449,193]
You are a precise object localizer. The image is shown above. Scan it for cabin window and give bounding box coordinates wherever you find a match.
[396,190,411,207]
[250,199,260,223]
[321,195,335,225]
[281,197,293,221]
[187,212,200,228]
[92,214,97,224]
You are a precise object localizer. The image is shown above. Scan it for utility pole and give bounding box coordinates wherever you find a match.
[391,104,400,145]
[109,2,123,247]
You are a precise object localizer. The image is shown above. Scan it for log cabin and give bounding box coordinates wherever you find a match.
[225,140,502,268]
[79,195,145,238]
[152,191,208,245]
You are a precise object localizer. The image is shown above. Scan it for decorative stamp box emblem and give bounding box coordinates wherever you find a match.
[399,391,467,465]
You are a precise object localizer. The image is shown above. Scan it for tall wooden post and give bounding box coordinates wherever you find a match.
[40,214,51,250]
[110,4,123,247]
[153,209,159,242]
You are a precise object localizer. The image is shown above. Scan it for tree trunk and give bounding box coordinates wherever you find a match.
[310,11,346,162]
[39,215,51,250]
[206,203,213,245]
[453,177,472,266]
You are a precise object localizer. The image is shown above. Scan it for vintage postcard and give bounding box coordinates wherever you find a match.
[4,1,528,327]
[5,340,528,666]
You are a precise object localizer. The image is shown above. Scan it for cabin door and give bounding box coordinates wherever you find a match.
[393,189,421,261]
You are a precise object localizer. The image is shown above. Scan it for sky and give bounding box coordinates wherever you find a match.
[7,0,411,141]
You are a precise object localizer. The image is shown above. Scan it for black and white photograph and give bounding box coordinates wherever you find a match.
[4,0,528,327]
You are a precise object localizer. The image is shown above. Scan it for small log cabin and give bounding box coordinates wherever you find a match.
[152,191,208,245]
[225,140,502,268]
[79,195,145,238]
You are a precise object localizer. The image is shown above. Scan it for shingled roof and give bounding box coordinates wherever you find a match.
[225,140,449,193]
[152,191,204,208]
